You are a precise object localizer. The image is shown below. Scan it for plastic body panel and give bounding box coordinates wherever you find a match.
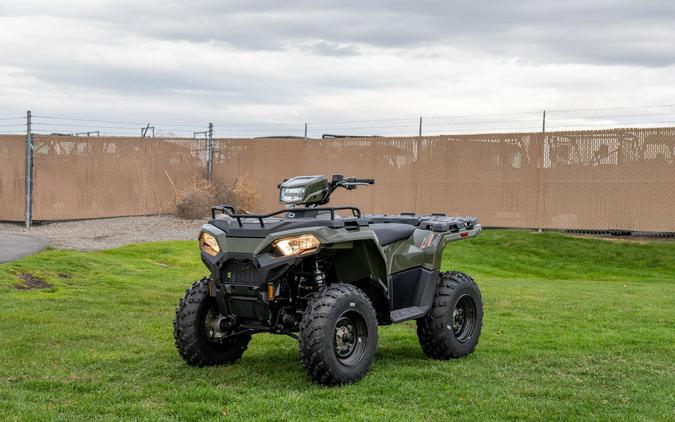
[198,211,481,328]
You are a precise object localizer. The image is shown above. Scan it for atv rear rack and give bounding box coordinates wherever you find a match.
[211,205,362,227]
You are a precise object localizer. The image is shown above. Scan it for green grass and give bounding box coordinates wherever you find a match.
[0,230,673,421]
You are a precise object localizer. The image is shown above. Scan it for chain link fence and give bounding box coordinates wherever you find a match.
[1,127,674,232]
[212,128,675,232]
[0,135,26,221]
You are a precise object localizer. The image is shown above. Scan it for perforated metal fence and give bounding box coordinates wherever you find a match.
[1,128,674,232]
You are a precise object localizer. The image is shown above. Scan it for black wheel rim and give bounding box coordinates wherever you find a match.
[333,310,368,366]
[451,294,477,343]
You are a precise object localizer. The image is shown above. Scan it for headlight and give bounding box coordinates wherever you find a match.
[274,234,320,256]
[199,232,220,256]
[280,187,305,204]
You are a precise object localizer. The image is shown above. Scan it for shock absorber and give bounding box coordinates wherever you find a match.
[312,260,325,289]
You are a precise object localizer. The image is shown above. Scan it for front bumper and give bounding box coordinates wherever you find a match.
[201,249,308,326]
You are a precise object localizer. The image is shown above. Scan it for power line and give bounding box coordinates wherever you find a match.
[215,106,675,131]
[309,116,419,125]
[2,103,673,138]
[32,122,142,130]
[31,122,204,134]
[422,110,542,121]
[214,121,305,128]
[33,115,209,129]
[547,104,675,113]
[422,124,543,134]
[33,115,147,125]
[308,104,675,125]
[548,121,675,129]
[148,122,209,129]
[547,112,675,120]
[399,118,540,128]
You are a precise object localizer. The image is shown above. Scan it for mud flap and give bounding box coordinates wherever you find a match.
[389,268,438,323]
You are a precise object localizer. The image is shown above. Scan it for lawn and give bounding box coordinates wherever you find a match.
[0,230,673,421]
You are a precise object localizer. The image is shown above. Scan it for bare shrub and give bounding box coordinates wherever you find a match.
[175,191,215,219]
[213,178,256,213]
[172,176,257,219]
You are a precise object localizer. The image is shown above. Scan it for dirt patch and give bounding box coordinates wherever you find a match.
[15,273,53,290]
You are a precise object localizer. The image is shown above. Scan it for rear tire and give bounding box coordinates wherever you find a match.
[417,271,483,359]
[174,279,250,366]
[299,283,378,385]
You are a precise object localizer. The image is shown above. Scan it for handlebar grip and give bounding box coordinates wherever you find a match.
[349,178,375,184]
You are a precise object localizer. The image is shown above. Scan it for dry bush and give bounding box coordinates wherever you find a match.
[213,178,256,213]
[172,175,257,219]
[175,190,214,219]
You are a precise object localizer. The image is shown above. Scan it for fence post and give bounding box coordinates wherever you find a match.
[24,110,33,228]
[538,110,546,232]
[304,122,308,139]
[207,122,214,183]
[418,116,423,136]
[542,110,546,133]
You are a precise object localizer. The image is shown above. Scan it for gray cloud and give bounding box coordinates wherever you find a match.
[2,0,675,136]
[4,1,675,66]
[302,41,360,57]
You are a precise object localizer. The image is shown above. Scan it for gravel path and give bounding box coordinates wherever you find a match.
[3,217,670,253]
[0,216,203,251]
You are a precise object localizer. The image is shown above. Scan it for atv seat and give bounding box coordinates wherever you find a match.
[370,223,416,246]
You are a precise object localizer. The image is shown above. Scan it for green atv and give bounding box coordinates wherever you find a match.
[174,175,483,385]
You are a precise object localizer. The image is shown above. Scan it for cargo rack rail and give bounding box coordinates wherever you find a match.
[211,205,362,227]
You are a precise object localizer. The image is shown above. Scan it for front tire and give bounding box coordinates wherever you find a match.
[417,271,483,359]
[299,283,378,385]
[174,279,250,366]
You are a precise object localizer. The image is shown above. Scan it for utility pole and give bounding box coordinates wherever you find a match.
[304,122,308,139]
[418,116,423,136]
[207,122,214,183]
[24,110,33,228]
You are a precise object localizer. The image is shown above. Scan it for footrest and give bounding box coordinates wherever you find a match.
[390,306,430,323]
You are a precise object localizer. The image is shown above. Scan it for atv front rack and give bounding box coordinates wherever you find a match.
[211,205,362,227]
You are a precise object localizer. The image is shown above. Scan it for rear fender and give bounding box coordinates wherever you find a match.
[432,224,483,268]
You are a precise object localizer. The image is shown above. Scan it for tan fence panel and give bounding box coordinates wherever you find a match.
[409,134,543,227]
[31,136,205,220]
[0,136,26,221]
[542,128,675,232]
[1,128,674,231]
[213,129,675,232]
[213,134,545,228]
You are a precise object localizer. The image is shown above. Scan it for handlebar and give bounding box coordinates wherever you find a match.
[347,178,375,185]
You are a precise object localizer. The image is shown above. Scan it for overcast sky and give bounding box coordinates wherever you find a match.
[1,1,675,136]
